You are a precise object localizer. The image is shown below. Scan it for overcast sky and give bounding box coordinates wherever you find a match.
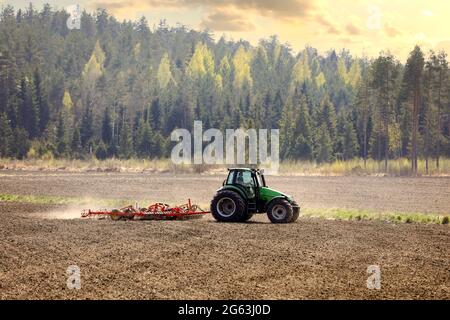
[3,0,450,61]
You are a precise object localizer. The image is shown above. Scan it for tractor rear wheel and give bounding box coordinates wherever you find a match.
[239,212,253,222]
[267,199,293,223]
[211,190,247,222]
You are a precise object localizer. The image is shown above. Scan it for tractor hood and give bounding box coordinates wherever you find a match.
[259,186,292,202]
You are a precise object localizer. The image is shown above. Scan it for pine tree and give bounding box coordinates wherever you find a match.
[341,116,359,160]
[9,127,30,159]
[56,113,66,156]
[71,127,82,158]
[136,120,153,157]
[18,77,40,138]
[279,101,294,159]
[33,69,49,133]
[316,124,333,163]
[355,69,371,167]
[80,105,93,148]
[293,95,313,160]
[119,119,133,159]
[0,113,13,157]
[403,46,425,173]
[435,51,449,169]
[371,52,398,171]
[318,97,337,152]
[101,107,112,144]
[95,141,108,160]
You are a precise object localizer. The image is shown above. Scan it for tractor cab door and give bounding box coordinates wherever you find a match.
[235,171,256,199]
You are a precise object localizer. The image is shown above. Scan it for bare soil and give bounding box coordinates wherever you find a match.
[0,172,449,299]
[0,171,449,213]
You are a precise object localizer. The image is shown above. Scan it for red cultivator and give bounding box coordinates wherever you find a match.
[81,199,209,221]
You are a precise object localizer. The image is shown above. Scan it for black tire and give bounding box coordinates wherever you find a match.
[267,198,293,223]
[290,201,300,223]
[210,190,247,222]
[290,207,300,223]
[239,212,253,222]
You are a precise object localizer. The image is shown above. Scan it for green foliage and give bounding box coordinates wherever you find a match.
[119,119,133,159]
[0,113,13,157]
[95,141,108,160]
[316,124,333,163]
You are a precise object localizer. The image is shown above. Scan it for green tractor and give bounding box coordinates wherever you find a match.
[210,168,300,223]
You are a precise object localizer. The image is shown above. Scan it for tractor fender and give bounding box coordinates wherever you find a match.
[219,185,247,201]
[264,196,291,212]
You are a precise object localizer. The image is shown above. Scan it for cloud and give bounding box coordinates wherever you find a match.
[91,0,329,33]
[92,0,317,19]
[345,22,362,35]
[315,14,340,34]
[384,23,402,38]
[200,10,255,32]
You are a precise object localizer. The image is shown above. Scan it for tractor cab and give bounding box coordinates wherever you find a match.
[224,168,265,199]
[212,168,300,223]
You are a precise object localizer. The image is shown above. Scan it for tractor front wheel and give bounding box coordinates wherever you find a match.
[267,199,294,223]
[211,190,247,222]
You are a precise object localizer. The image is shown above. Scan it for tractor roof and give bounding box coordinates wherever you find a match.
[227,168,261,172]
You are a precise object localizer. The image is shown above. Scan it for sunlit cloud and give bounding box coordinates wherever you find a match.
[6,0,450,60]
[200,9,255,32]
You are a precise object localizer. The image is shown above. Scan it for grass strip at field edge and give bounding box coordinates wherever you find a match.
[0,193,448,225]
[302,208,449,225]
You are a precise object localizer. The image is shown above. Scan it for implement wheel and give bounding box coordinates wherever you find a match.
[110,209,123,221]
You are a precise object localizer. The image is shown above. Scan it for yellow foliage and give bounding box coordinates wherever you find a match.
[62,91,73,110]
[232,46,253,89]
[273,43,281,63]
[82,40,105,85]
[315,72,326,87]
[93,40,105,66]
[219,55,231,78]
[187,42,215,79]
[214,74,223,91]
[389,122,402,155]
[337,57,348,83]
[157,53,173,89]
[133,42,141,59]
[347,61,361,87]
[292,51,311,85]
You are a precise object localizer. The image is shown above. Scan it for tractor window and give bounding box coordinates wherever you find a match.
[226,171,235,184]
[236,171,255,187]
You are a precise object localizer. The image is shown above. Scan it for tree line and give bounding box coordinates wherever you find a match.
[0,4,449,173]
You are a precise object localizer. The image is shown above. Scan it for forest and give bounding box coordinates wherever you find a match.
[0,4,449,173]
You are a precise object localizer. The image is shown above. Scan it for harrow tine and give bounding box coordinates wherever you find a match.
[81,198,209,221]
